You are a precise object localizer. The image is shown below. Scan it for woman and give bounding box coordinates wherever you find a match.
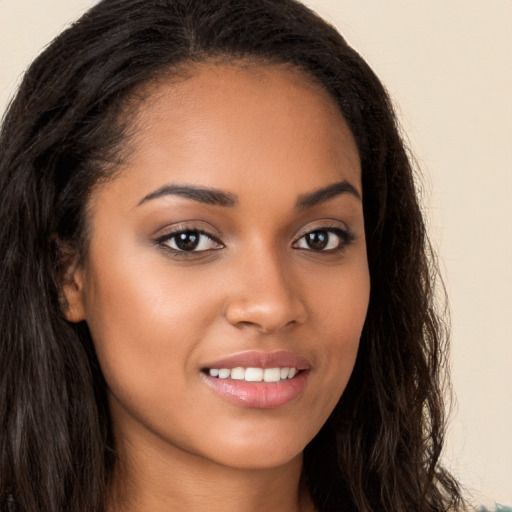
[0,0,466,511]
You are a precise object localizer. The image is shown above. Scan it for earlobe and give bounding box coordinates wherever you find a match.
[58,249,87,323]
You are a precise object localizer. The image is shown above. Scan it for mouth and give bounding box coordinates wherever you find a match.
[201,351,310,409]
[203,366,299,382]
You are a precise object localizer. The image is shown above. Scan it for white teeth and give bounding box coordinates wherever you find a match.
[230,367,245,380]
[207,367,299,382]
[263,368,281,382]
[245,367,264,382]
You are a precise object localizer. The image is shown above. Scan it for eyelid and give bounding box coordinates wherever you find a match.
[152,222,224,254]
[152,220,222,240]
[291,221,356,252]
[292,219,351,241]
[151,219,356,257]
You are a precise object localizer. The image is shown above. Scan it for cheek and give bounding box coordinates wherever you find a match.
[81,244,221,402]
[310,255,370,343]
[82,258,226,454]
[303,258,370,416]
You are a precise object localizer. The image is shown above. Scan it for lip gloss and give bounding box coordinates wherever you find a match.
[202,371,308,408]
[201,351,311,408]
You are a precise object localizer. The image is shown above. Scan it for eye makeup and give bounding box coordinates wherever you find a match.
[292,222,356,254]
[152,218,357,261]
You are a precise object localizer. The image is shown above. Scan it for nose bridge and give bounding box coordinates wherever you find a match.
[224,243,307,333]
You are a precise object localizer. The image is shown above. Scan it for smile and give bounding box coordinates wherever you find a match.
[201,351,310,408]
[207,367,298,382]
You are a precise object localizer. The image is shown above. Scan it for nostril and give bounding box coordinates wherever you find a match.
[222,267,308,332]
[226,307,306,334]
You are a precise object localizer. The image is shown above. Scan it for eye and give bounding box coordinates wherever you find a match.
[293,227,353,252]
[157,229,223,253]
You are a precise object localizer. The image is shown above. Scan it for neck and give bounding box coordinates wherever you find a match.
[107,426,315,512]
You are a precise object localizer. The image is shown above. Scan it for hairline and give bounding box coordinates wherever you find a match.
[77,55,358,262]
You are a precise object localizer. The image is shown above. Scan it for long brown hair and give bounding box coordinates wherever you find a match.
[0,1,464,510]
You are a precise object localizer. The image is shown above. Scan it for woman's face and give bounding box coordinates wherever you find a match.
[64,63,370,470]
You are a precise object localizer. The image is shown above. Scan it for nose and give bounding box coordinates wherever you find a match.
[223,248,308,334]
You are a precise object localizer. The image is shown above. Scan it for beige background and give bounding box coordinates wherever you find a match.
[1,0,511,506]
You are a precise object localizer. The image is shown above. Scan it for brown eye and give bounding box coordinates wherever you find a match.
[160,230,222,252]
[304,230,329,250]
[293,227,353,252]
[174,232,200,251]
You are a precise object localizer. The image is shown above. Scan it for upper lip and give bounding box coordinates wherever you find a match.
[203,350,312,370]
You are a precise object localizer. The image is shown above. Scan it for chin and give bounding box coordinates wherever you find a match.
[192,420,314,471]
[209,444,304,471]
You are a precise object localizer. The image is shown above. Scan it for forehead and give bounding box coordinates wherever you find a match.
[101,61,361,206]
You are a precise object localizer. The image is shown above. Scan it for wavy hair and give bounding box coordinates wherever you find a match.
[0,1,464,511]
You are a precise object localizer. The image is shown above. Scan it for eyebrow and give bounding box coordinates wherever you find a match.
[137,179,361,208]
[137,184,238,207]
[295,180,361,208]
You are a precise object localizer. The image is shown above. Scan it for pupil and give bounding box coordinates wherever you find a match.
[307,231,328,250]
[175,232,199,251]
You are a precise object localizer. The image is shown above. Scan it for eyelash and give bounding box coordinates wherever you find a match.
[292,225,355,253]
[154,228,224,257]
[154,224,355,257]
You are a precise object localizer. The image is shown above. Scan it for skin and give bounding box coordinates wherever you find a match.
[63,62,370,512]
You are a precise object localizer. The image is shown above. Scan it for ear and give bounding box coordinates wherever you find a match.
[57,243,87,323]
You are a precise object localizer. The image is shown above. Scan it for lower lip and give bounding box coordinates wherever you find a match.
[202,371,308,409]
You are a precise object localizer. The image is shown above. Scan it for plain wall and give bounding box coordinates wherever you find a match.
[1,0,511,507]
